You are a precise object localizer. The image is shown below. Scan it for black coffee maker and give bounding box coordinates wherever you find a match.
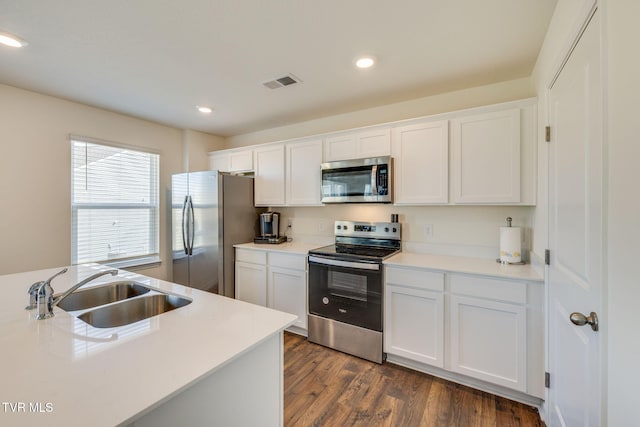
[254,212,286,244]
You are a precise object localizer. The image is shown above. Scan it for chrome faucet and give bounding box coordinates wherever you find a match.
[26,268,68,310]
[34,269,118,320]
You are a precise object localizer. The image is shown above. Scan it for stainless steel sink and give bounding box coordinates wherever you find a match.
[77,294,192,328]
[56,281,151,311]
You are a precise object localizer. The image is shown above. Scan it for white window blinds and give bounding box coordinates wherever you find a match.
[71,138,159,265]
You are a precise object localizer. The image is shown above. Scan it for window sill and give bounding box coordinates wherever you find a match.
[101,256,162,271]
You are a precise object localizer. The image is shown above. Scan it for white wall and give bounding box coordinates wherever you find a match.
[531,0,640,424]
[226,77,534,147]
[0,84,215,280]
[182,129,225,173]
[604,0,640,425]
[278,205,533,259]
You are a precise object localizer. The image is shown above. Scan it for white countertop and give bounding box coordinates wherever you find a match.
[384,252,544,282]
[234,241,323,255]
[0,264,296,427]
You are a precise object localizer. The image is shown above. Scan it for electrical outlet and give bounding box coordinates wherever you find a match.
[318,221,326,232]
[424,224,433,239]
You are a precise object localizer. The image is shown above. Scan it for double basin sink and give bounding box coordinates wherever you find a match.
[58,281,191,328]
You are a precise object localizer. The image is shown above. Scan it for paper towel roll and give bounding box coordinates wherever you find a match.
[500,227,521,263]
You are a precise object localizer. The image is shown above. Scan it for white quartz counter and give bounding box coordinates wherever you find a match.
[0,264,296,427]
[384,252,544,282]
[234,241,322,255]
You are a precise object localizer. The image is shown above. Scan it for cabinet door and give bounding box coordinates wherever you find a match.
[235,261,267,306]
[324,127,391,161]
[229,150,253,172]
[392,120,449,204]
[254,144,285,206]
[286,139,323,205]
[268,266,307,330]
[449,294,526,392]
[209,153,229,172]
[451,108,521,203]
[384,284,444,367]
[357,127,391,158]
[324,133,358,161]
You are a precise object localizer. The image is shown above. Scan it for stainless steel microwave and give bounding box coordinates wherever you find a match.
[320,156,393,203]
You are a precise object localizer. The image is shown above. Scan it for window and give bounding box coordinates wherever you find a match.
[71,137,159,267]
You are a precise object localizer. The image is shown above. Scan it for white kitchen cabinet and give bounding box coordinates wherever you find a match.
[392,120,449,204]
[209,152,229,172]
[235,261,267,306]
[448,274,527,393]
[286,138,323,206]
[384,267,445,367]
[324,126,391,161]
[254,144,285,206]
[235,248,308,333]
[451,108,521,203]
[268,266,307,330]
[209,149,253,172]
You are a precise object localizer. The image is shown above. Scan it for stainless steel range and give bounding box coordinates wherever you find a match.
[307,220,401,363]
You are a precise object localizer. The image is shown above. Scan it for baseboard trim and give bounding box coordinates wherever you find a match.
[386,353,544,408]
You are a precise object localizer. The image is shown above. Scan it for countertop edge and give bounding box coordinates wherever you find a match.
[383,253,544,283]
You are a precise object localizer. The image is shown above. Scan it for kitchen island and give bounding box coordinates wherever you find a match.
[0,264,296,427]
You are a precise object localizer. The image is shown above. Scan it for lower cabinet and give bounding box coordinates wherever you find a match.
[449,293,527,392]
[384,266,543,399]
[384,268,445,367]
[235,248,308,333]
[235,261,267,306]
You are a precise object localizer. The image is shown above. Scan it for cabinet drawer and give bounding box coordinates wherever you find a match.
[450,274,526,304]
[385,267,444,292]
[236,248,267,265]
[268,252,306,271]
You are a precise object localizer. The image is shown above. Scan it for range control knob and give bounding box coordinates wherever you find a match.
[343,225,348,230]
[392,227,397,233]
[336,225,341,230]
[384,227,389,232]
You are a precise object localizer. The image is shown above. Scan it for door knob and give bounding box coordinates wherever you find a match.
[570,311,599,332]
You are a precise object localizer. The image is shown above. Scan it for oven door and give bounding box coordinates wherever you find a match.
[308,255,383,331]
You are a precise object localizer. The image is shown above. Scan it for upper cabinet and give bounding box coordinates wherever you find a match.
[209,148,253,173]
[324,126,391,161]
[254,139,323,207]
[450,103,536,205]
[392,120,449,204]
[208,98,536,207]
[254,144,285,206]
[451,108,520,203]
[286,138,323,206]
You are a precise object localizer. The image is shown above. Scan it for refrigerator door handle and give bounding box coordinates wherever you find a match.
[187,195,195,255]
[182,196,189,255]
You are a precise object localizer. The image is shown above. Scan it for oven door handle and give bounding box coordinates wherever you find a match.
[308,255,380,271]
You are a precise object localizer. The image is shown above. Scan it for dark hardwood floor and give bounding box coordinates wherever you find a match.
[284,332,544,427]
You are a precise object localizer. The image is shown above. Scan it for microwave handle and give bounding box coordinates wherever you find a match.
[371,165,378,196]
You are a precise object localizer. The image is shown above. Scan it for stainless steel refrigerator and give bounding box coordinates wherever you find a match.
[172,171,264,297]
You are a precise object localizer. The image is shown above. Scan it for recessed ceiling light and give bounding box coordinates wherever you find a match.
[355,56,376,69]
[197,106,213,114]
[0,32,27,48]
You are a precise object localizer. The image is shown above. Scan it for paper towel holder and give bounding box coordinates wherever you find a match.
[497,217,526,265]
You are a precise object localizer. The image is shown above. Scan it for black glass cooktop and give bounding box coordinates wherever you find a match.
[309,244,400,261]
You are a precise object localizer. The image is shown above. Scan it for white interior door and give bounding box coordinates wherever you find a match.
[547,9,603,427]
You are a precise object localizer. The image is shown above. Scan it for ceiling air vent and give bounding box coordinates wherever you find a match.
[262,74,302,89]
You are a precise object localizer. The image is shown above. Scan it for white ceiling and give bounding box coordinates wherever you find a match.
[0,0,557,137]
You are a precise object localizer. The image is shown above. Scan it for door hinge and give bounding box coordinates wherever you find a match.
[545,249,550,265]
[545,372,551,388]
[545,126,551,142]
